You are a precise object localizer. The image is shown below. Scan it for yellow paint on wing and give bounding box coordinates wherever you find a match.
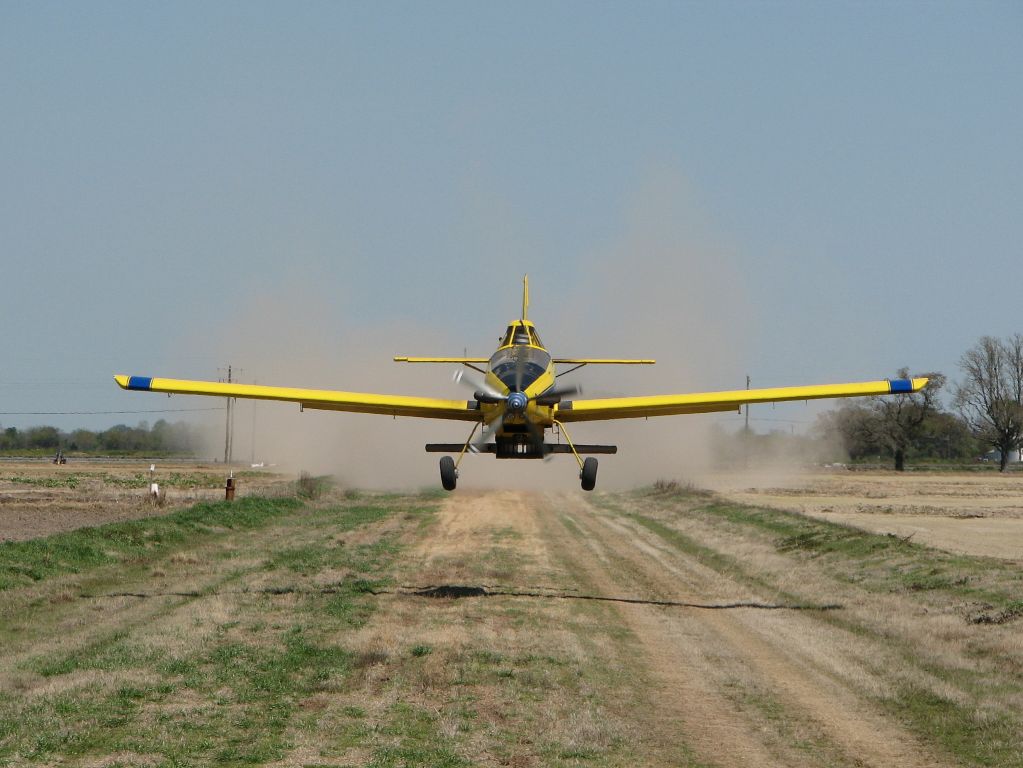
[556,379,920,423]
[114,375,480,421]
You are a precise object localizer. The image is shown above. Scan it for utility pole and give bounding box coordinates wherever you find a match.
[221,365,239,465]
[743,375,751,469]
[744,375,751,432]
[223,365,232,464]
[250,380,257,466]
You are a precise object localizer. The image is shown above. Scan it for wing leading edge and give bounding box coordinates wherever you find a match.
[554,377,929,423]
[114,375,480,421]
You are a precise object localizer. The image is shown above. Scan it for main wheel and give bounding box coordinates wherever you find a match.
[440,456,457,491]
[580,457,598,491]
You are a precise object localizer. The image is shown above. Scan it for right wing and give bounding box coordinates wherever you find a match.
[554,377,929,422]
[114,375,481,421]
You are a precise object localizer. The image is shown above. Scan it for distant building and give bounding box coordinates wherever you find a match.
[980,448,1023,463]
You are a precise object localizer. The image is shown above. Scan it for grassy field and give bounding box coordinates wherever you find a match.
[2,476,1023,766]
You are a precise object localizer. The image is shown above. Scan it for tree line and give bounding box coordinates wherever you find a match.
[814,334,1023,471]
[0,419,205,455]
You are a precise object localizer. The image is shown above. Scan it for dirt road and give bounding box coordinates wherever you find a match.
[400,491,953,767]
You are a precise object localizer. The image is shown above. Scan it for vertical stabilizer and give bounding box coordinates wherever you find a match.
[522,274,530,322]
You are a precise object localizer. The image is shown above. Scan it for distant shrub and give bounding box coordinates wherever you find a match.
[652,478,707,497]
[295,472,329,499]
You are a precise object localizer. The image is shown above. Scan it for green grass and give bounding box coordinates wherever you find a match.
[4,629,355,765]
[0,492,442,766]
[5,474,82,488]
[692,498,1023,612]
[885,686,1022,768]
[369,702,470,768]
[0,496,303,591]
[100,471,240,489]
[2,469,273,491]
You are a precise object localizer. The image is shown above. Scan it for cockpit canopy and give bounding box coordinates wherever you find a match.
[500,321,544,349]
[492,321,549,392]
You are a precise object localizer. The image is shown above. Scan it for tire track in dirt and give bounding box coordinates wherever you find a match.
[545,498,796,767]
[418,491,818,765]
[550,492,953,768]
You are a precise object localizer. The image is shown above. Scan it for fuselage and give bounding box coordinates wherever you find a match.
[481,320,558,448]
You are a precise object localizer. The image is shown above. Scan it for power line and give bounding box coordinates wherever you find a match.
[717,416,812,424]
[0,407,225,416]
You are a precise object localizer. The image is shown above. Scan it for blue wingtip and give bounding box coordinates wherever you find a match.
[127,376,153,391]
[889,378,914,394]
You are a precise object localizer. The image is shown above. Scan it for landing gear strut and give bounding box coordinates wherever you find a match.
[580,457,598,492]
[553,418,599,492]
[440,456,457,491]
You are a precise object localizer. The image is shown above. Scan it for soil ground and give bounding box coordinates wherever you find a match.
[706,469,1023,560]
[0,459,289,542]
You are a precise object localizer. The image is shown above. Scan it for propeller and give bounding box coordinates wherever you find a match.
[452,369,505,403]
[453,368,581,407]
[452,354,583,458]
[533,382,582,405]
[471,413,504,453]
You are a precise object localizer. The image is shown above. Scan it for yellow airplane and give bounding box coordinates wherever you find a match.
[116,276,927,491]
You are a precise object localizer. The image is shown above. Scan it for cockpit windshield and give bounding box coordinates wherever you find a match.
[490,346,551,392]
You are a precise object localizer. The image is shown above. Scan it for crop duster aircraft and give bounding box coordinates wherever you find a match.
[116,277,927,491]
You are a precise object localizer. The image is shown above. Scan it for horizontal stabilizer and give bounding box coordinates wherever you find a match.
[393,357,490,364]
[552,358,655,365]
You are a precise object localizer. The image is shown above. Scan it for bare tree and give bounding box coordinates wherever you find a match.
[867,368,945,471]
[816,369,945,470]
[955,335,1023,471]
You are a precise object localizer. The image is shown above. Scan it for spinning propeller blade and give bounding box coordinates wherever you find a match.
[536,382,582,402]
[452,369,504,402]
[472,413,504,452]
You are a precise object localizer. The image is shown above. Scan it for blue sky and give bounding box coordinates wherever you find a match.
[1,1,1020,435]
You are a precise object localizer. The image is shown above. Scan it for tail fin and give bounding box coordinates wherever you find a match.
[522,274,529,322]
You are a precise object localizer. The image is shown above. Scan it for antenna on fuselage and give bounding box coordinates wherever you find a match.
[522,274,529,322]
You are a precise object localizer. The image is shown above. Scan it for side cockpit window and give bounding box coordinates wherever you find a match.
[502,323,544,347]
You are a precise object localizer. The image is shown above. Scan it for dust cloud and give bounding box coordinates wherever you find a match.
[178,287,470,489]
[174,170,817,491]
[544,171,754,489]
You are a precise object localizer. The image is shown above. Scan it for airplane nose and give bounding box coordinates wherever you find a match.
[507,392,528,412]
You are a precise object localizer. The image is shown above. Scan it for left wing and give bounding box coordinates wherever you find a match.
[114,375,480,421]
[554,377,928,423]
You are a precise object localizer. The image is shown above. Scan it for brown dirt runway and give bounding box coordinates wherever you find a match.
[405,490,955,767]
[549,493,950,767]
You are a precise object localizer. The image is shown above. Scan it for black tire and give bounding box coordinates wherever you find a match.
[440,456,457,491]
[580,457,598,491]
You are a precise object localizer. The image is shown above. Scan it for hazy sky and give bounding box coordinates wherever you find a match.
[2,1,1020,437]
